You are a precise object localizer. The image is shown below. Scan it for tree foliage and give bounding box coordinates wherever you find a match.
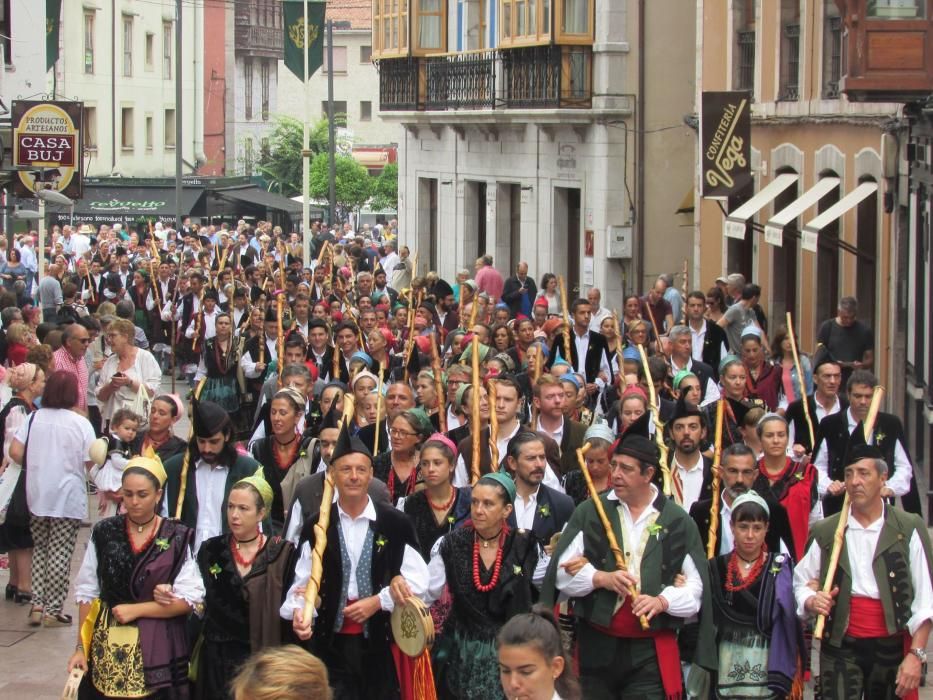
[309,153,371,215]
[257,115,330,196]
[370,163,398,211]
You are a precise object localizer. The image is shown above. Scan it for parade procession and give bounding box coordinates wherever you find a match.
[1,1,933,700]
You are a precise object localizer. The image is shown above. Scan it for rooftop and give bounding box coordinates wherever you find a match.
[327,0,371,30]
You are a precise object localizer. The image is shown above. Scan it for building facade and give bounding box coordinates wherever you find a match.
[695,0,899,381]
[374,0,697,301]
[55,0,203,178]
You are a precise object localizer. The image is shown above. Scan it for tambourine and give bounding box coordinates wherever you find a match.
[391,596,435,658]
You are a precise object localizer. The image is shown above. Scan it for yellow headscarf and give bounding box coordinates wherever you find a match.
[124,456,167,488]
[235,466,273,512]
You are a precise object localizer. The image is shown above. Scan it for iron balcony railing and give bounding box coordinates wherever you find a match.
[736,30,756,93]
[377,45,592,111]
[779,23,800,101]
[823,16,842,99]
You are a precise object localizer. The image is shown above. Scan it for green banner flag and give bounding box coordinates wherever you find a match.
[284,1,326,82]
[46,0,62,70]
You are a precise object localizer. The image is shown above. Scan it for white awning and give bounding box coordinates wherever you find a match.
[762,177,840,247]
[722,173,799,240]
[800,181,879,252]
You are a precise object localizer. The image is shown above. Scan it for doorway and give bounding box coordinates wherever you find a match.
[418,177,438,272]
[554,186,582,297]
[816,172,841,328]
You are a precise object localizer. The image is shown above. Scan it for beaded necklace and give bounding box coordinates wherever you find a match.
[724,545,768,592]
[472,527,507,593]
[231,533,265,569]
[428,485,457,513]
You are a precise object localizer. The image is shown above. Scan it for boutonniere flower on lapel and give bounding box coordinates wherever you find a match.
[375,535,388,553]
[875,431,886,446]
[447,515,455,525]
[209,563,222,578]
[513,565,523,576]
[647,523,663,540]
[155,538,170,552]
[538,504,551,518]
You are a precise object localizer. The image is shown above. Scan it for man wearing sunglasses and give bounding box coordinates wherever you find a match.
[53,322,91,417]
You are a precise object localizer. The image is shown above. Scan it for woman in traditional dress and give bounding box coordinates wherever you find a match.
[138,394,187,464]
[194,468,295,700]
[708,491,801,699]
[741,329,782,411]
[0,363,45,605]
[127,270,152,338]
[752,413,819,562]
[374,408,434,507]
[68,457,203,698]
[716,355,754,449]
[561,424,614,507]
[425,472,540,700]
[497,606,582,700]
[249,387,315,533]
[194,312,241,416]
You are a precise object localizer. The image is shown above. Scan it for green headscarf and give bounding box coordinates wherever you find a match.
[235,466,274,512]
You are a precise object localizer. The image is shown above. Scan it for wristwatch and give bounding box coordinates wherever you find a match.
[910,648,928,663]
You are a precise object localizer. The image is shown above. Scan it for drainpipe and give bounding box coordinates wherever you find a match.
[635,0,646,291]
[193,0,206,165]
[111,0,116,172]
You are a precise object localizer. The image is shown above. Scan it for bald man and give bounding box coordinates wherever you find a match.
[502,261,538,317]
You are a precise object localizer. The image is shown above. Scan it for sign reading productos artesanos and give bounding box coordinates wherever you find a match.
[12,100,83,198]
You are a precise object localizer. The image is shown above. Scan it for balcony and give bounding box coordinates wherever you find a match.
[377,45,592,112]
[234,25,285,60]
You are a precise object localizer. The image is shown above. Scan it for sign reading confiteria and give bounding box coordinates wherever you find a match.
[12,100,83,198]
[700,91,751,199]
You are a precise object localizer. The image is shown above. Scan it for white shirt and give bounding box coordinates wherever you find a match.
[812,408,913,498]
[280,497,430,619]
[185,308,219,341]
[453,422,563,492]
[536,416,565,447]
[513,486,541,531]
[193,459,229,550]
[554,486,703,618]
[589,306,611,332]
[671,356,721,406]
[75,535,204,607]
[16,408,96,520]
[788,394,842,453]
[446,406,462,431]
[672,452,705,512]
[793,505,933,635]
[239,335,279,379]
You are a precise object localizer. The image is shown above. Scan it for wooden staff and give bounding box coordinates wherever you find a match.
[557,275,573,365]
[470,336,482,485]
[706,399,725,559]
[681,259,688,324]
[148,237,162,309]
[642,300,664,355]
[612,308,623,376]
[191,287,206,352]
[488,378,499,469]
[373,371,384,455]
[785,312,815,449]
[85,267,96,306]
[402,290,422,382]
[813,385,885,639]
[576,442,649,630]
[468,282,480,328]
[174,377,208,519]
[276,290,285,387]
[637,344,671,496]
[430,331,447,433]
[529,346,541,427]
[301,396,355,629]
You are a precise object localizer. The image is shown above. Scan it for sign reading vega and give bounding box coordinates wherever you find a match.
[12,100,83,198]
[700,91,751,199]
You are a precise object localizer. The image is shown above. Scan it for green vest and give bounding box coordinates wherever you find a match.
[811,505,933,648]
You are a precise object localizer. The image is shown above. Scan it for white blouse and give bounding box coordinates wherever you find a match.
[96,348,162,421]
[74,536,204,608]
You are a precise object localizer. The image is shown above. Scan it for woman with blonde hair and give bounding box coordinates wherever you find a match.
[95,318,161,430]
[230,646,331,700]
[4,321,30,366]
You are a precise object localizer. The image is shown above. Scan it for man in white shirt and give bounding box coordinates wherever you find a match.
[668,396,713,512]
[282,424,429,697]
[786,347,845,457]
[587,287,612,332]
[794,446,933,699]
[164,401,262,550]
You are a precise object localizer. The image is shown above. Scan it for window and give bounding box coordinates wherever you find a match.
[145,34,154,70]
[244,57,253,120]
[822,1,842,98]
[123,16,133,77]
[361,100,372,120]
[323,46,348,73]
[84,12,94,74]
[244,138,254,176]
[145,115,153,150]
[121,107,134,149]
[555,0,591,43]
[261,137,270,161]
[164,109,176,148]
[163,22,172,79]
[733,0,755,92]
[500,0,553,46]
[322,101,348,125]
[360,45,372,62]
[260,60,270,121]
[463,0,486,49]
[372,0,409,58]
[867,0,925,19]
[779,1,800,101]
[83,106,97,149]
[417,0,444,52]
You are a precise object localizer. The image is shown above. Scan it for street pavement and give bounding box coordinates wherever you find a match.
[0,376,931,697]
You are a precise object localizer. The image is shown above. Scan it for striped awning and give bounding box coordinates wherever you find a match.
[800,181,879,252]
[722,173,800,239]
[762,177,840,247]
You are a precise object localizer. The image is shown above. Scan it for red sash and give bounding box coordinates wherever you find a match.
[590,599,683,700]
[847,597,917,700]
[337,600,364,635]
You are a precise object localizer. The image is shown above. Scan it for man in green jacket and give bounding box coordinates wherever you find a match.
[164,400,261,550]
[542,429,716,699]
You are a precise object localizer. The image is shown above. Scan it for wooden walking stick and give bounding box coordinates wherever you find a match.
[430,331,447,433]
[558,275,573,366]
[576,443,649,630]
[642,301,664,355]
[813,385,885,639]
[373,371,384,455]
[301,396,356,630]
[529,346,541,427]
[470,336,482,485]
[276,289,285,387]
[174,377,208,520]
[706,398,725,559]
[786,312,815,449]
[488,378,499,469]
[637,344,672,496]
[681,259,689,324]
[402,290,422,382]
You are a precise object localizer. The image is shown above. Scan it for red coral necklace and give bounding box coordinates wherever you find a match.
[472,528,507,593]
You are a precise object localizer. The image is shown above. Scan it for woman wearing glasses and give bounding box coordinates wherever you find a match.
[373,408,434,508]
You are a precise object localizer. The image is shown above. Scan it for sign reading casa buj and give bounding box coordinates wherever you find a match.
[12,100,83,198]
[700,91,751,199]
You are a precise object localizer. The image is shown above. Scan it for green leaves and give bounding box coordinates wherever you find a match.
[309,152,372,214]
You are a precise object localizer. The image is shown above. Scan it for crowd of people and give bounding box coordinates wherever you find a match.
[0,216,927,700]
